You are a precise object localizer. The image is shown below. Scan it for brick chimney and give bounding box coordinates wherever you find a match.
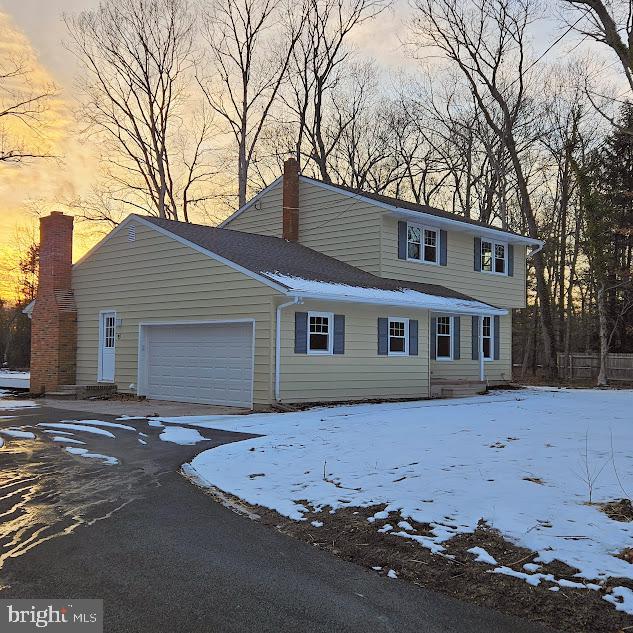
[30,212,77,394]
[282,157,299,241]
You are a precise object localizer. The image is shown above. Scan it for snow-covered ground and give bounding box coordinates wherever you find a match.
[165,388,633,613]
[0,370,30,389]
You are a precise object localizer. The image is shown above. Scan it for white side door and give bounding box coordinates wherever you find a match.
[98,311,116,382]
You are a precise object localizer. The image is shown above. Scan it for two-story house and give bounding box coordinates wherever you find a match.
[29,159,542,408]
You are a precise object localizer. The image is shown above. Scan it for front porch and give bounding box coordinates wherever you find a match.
[430,379,488,398]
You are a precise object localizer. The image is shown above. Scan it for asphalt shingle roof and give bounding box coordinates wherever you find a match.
[142,216,498,307]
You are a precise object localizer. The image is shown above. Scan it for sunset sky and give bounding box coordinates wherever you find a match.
[0,0,605,301]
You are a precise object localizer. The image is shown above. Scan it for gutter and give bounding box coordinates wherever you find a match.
[287,291,507,317]
[274,296,302,402]
[527,241,545,258]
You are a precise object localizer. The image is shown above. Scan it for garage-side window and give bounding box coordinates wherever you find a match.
[308,312,333,354]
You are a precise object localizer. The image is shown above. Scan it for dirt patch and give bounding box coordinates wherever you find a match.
[240,501,632,633]
[602,498,633,522]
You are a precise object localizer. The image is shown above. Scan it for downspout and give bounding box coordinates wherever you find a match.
[527,242,544,258]
[275,296,302,403]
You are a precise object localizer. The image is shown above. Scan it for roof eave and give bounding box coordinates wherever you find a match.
[289,290,507,316]
[384,208,542,247]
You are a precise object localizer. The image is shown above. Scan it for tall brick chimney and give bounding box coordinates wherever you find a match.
[282,157,299,241]
[30,212,77,394]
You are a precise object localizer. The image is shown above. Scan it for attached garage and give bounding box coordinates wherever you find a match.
[138,321,255,407]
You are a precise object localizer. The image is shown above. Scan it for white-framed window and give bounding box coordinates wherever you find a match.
[388,317,409,355]
[104,314,116,349]
[481,240,507,274]
[482,316,493,360]
[436,316,452,360]
[407,223,439,264]
[308,311,333,354]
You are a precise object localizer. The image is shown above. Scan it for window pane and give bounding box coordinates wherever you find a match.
[408,226,421,243]
[424,230,436,246]
[482,316,491,337]
[390,337,405,352]
[481,241,493,271]
[483,338,491,359]
[389,321,405,337]
[309,333,328,351]
[437,316,451,335]
[437,335,451,358]
[495,244,505,273]
[408,242,421,259]
[424,244,437,262]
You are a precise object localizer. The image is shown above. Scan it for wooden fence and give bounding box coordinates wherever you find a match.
[557,353,633,382]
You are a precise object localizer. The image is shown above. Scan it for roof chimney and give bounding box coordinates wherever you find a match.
[37,211,74,292]
[282,157,299,241]
[30,212,77,394]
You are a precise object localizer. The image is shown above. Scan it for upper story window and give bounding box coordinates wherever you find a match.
[407,224,438,264]
[481,240,507,274]
[308,311,333,354]
[388,318,409,355]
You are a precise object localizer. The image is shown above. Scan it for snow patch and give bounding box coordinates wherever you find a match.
[159,426,207,445]
[38,423,115,438]
[467,547,498,565]
[52,437,85,445]
[0,428,35,439]
[64,447,118,465]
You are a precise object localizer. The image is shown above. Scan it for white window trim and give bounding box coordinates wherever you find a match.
[480,239,508,276]
[406,222,440,266]
[307,311,334,355]
[435,315,453,361]
[387,317,409,356]
[482,315,494,362]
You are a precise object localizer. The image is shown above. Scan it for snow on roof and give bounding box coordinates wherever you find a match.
[265,273,507,315]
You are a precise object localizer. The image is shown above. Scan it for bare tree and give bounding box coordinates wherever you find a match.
[65,0,215,222]
[285,0,390,181]
[199,0,306,207]
[562,0,633,94]
[0,54,55,164]
[410,0,559,375]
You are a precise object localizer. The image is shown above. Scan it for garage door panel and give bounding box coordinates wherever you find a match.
[143,322,253,407]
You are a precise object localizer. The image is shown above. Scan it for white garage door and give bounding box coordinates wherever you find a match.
[143,322,254,407]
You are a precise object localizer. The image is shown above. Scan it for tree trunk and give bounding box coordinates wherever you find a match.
[597,283,609,386]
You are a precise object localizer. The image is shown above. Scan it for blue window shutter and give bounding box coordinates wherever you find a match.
[494,315,500,360]
[472,316,479,360]
[507,244,514,276]
[398,221,407,259]
[474,237,481,271]
[333,314,345,354]
[440,230,447,266]
[430,317,437,360]
[453,316,460,360]
[294,312,308,354]
[377,318,388,355]
[409,319,418,355]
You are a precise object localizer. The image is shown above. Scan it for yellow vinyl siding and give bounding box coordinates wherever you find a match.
[430,313,512,384]
[294,181,382,274]
[72,222,279,405]
[223,183,283,237]
[381,215,527,308]
[278,300,429,403]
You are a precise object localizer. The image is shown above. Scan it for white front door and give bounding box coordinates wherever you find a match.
[99,311,116,382]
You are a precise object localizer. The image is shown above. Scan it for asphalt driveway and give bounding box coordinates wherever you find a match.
[0,401,555,633]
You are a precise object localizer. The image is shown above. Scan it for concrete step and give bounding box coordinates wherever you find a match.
[45,391,78,400]
[441,386,487,398]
